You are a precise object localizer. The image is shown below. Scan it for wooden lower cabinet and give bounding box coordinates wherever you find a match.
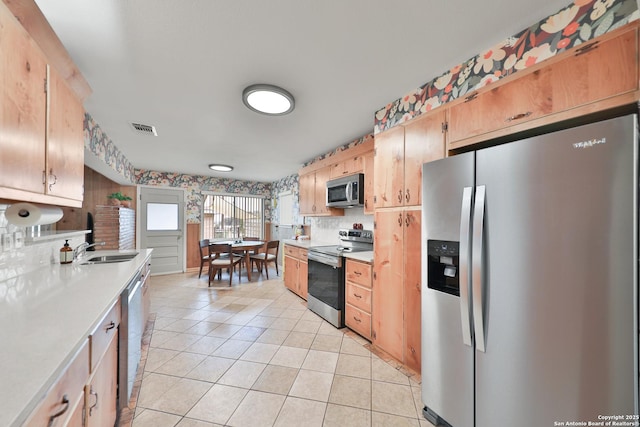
[24,340,90,426]
[345,259,373,340]
[283,244,308,299]
[372,208,422,372]
[85,332,118,427]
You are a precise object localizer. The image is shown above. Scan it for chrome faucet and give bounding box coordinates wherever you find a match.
[73,242,106,260]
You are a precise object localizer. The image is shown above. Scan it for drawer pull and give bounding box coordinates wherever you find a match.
[47,395,69,427]
[505,112,532,122]
[464,93,478,103]
[353,271,362,276]
[353,316,362,323]
[575,41,599,56]
[353,293,362,299]
[105,321,116,332]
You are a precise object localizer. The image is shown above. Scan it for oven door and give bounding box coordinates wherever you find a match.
[307,252,345,328]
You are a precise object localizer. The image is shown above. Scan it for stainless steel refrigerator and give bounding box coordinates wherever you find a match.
[421,114,639,427]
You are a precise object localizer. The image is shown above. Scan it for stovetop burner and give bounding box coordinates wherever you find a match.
[308,228,374,257]
[308,245,371,257]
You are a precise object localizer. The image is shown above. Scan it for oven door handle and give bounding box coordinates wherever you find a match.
[308,251,341,267]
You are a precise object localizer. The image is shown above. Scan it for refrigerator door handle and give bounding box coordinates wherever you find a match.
[459,186,474,346]
[472,185,487,352]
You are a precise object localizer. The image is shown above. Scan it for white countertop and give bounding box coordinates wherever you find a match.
[284,240,373,263]
[343,251,373,263]
[0,249,153,427]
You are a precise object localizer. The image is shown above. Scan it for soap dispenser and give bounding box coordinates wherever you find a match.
[60,240,73,264]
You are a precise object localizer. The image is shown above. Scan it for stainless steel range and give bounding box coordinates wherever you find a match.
[307,229,373,328]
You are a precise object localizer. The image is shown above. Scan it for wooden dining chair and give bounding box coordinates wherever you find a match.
[198,239,210,278]
[249,240,279,279]
[208,243,243,286]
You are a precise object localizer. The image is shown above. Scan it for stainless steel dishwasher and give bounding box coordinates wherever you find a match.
[118,268,144,409]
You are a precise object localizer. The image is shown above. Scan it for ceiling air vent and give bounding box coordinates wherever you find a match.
[130,122,158,136]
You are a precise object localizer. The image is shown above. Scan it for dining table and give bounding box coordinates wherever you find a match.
[212,240,265,281]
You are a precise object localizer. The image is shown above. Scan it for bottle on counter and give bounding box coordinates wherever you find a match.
[60,239,73,264]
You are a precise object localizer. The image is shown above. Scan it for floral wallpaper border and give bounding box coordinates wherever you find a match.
[302,134,373,167]
[373,0,639,134]
[135,170,273,224]
[84,113,136,183]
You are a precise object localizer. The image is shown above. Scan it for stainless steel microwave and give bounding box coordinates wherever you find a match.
[326,174,364,208]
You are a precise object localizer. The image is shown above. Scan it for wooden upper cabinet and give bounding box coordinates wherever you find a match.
[551,25,638,113]
[448,23,638,149]
[299,166,344,216]
[330,154,363,178]
[0,3,48,195]
[0,2,85,207]
[363,151,374,215]
[313,166,332,215]
[448,68,553,143]
[403,110,446,206]
[299,172,316,215]
[374,126,405,209]
[47,65,85,202]
[374,110,446,208]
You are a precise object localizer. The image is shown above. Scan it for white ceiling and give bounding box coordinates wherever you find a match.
[35,0,571,183]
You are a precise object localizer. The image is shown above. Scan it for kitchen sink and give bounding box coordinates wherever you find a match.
[79,253,138,264]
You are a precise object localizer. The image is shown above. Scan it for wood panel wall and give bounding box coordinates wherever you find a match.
[57,166,136,232]
[186,223,201,269]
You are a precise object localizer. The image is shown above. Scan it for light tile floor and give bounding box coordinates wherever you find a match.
[131,268,436,427]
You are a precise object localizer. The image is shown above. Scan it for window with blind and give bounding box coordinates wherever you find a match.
[202,194,264,240]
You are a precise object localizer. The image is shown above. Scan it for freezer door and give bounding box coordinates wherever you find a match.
[475,114,638,426]
[421,152,475,427]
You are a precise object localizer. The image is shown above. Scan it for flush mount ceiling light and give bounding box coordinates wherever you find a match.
[208,164,234,172]
[242,84,295,115]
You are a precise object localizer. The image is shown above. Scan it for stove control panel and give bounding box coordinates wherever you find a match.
[339,229,373,243]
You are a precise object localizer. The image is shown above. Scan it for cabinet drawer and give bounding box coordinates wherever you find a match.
[298,248,308,260]
[26,339,89,427]
[346,282,372,312]
[89,299,121,372]
[345,259,372,288]
[284,244,300,258]
[346,304,371,340]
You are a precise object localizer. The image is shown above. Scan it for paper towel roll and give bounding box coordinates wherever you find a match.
[5,203,63,227]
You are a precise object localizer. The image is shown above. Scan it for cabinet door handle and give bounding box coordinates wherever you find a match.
[405,214,410,227]
[105,321,116,332]
[47,395,69,427]
[397,189,403,203]
[89,387,99,416]
[505,111,532,122]
[405,189,410,203]
[397,213,402,227]
[48,169,57,192]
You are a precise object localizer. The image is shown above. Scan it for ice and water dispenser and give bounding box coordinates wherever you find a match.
[426,240,460,296]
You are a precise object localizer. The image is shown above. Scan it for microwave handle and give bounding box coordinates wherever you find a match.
[345,182,353,203]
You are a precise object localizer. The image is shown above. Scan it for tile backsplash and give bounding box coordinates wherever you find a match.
[0,204,87,280]
[305,208,374,244]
